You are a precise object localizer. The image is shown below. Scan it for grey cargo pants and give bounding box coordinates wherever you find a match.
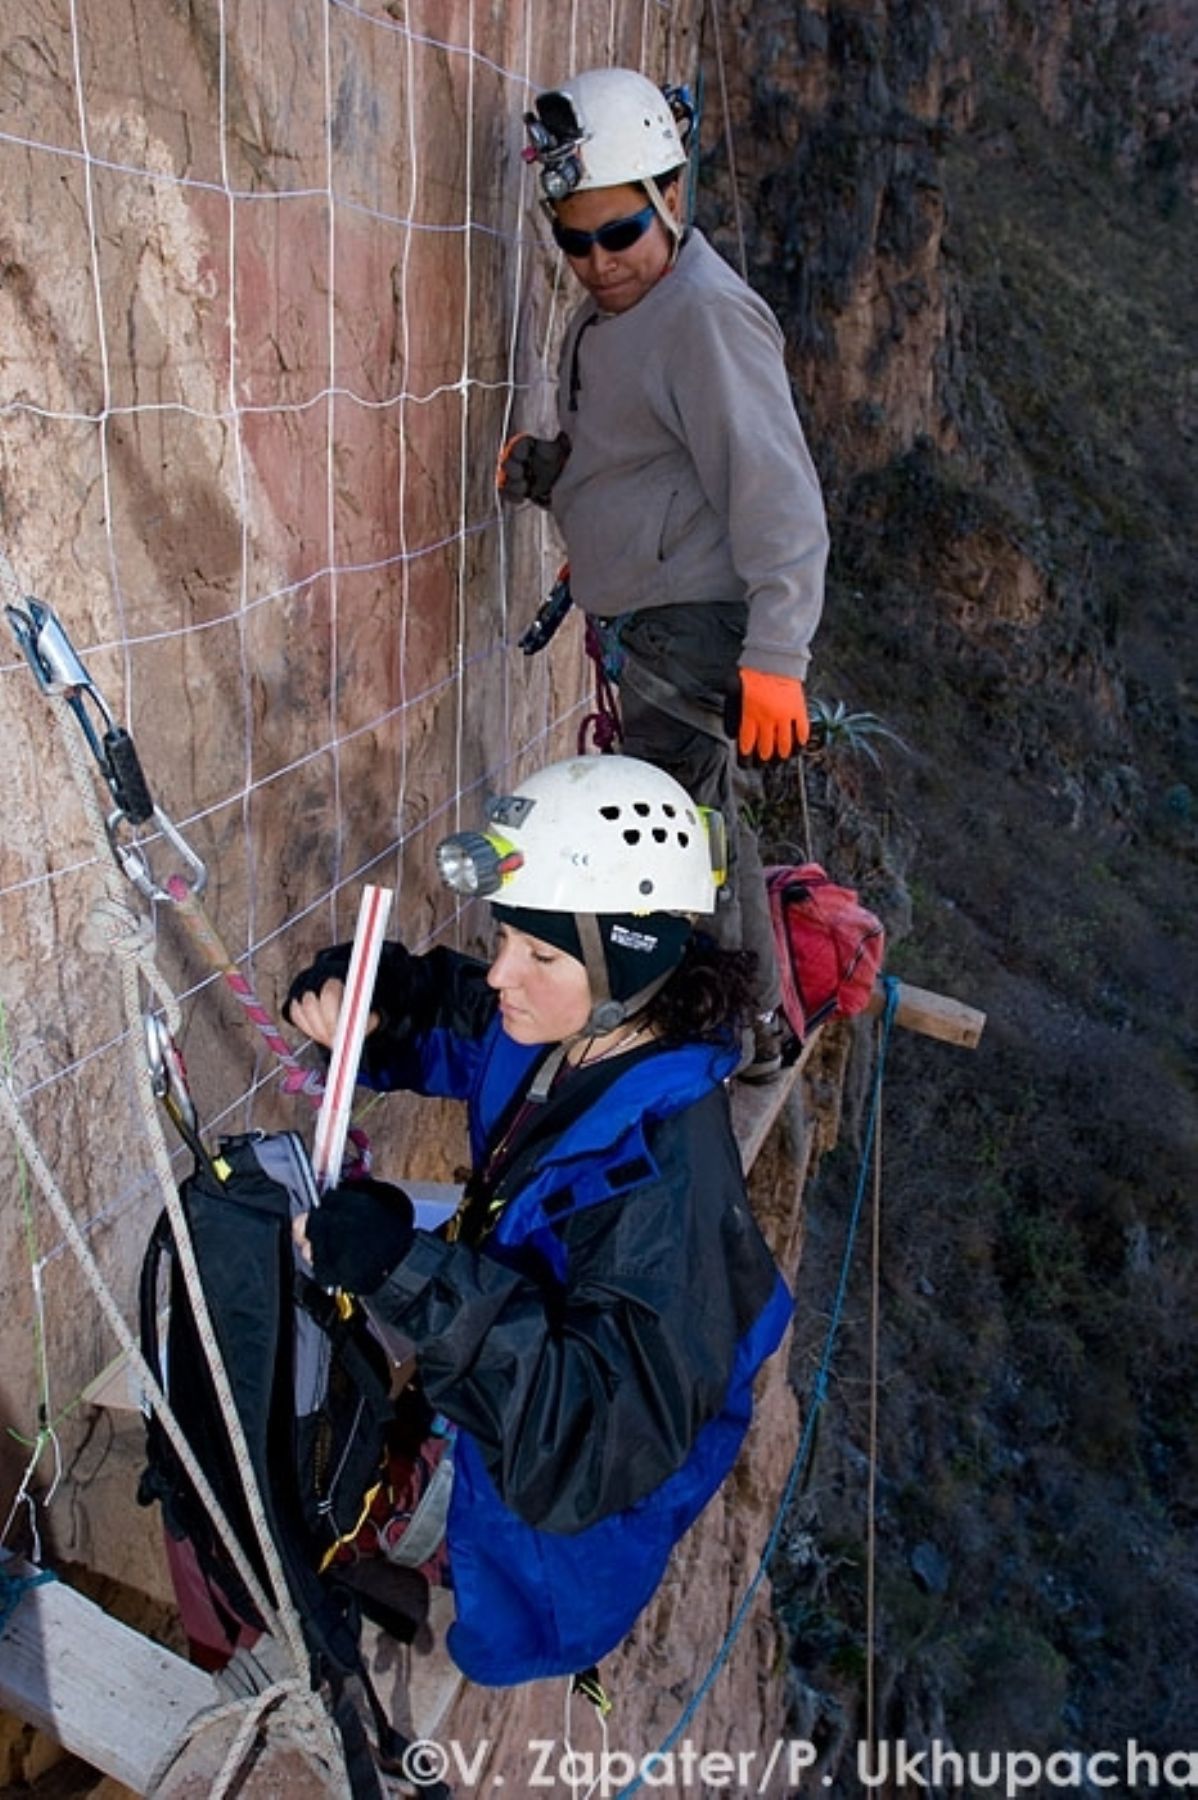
[604,602,782,1018]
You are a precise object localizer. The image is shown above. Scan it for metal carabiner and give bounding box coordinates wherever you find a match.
[144,1010,225,1183]
[108,807,208,905]
[144,1011,198,1136]
[6,598,209,903]
[6,598,117,768]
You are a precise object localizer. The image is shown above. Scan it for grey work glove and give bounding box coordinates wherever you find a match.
[497,430,571,506]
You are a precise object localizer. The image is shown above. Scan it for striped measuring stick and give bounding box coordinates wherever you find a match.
[165,874,373,1173]
[311,884,393,1193]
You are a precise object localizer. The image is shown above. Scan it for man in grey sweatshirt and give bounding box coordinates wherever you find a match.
[500,68,829,1078]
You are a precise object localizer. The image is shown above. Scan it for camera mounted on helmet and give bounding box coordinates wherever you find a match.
[522,68,691,207]
[522,90,586,201]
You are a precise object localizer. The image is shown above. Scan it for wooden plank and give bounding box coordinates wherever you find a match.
[866,978,986,1049]
[0,1553,217,1792]
[730,1035,818,1174]
[80,1316,165,1413]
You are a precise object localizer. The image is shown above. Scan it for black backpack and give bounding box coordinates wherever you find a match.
[136,1130,437,1796]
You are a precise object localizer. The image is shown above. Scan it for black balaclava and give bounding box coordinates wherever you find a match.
[491,904,691,1003]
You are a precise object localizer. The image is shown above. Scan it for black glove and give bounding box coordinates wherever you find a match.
[283,943,353,1025]
[284,941,417,1042]
[305,1178,415,1295]
[497,430,571,506]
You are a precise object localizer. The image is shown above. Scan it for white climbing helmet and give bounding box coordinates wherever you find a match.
[436,755,725,916]
[524,68,688,200]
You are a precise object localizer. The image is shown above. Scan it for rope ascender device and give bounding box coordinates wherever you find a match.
[8,596,208,904]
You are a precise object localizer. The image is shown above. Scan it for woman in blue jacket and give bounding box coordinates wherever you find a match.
[286,755,792,1686]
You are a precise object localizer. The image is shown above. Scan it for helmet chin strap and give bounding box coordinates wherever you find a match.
[643,175,684,266]
[526,913,672,1103]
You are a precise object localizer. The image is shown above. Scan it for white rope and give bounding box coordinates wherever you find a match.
[216,0,263,1130]
[451,0,480,852]
[36,688,311,1674]
[66,0,132,711]
[0,1001,64,1556]
[0,1074,284,1649]
[321,0,346,926]
[392,13,418,919]
[494,0,537,758]
[561,1677,613,1800]
[208,1679,349,1800]
[707,0,749,283]
[142,1678,350,1800]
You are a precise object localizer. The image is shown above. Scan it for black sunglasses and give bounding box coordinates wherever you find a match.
[550,204,657,259]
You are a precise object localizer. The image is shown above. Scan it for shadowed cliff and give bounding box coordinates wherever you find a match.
[697,0,1197,1772]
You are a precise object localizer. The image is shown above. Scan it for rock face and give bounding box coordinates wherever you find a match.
[0,1,848,1789]
[2,0,1194,1791]
[0,0,704,1507]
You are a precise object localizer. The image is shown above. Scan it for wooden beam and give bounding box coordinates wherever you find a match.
[730,1035,818,1174]
[731,975,983,1173]
[0,1553,216,1792]
[866,978,986,1049]
[0,1555,352,1796]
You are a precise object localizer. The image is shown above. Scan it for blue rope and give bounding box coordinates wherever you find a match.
[615,976,901,1798]
[0,1565,56,1638]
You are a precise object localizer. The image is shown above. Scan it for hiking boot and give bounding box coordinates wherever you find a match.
[737,1011,785,1083]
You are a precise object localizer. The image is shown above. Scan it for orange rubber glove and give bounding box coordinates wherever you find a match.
[736,667,810,760]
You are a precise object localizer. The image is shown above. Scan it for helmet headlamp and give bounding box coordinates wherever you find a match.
[522,71,688,204]
[436,829,523,897]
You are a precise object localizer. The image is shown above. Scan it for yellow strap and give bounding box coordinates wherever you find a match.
[317,1476,385,1573]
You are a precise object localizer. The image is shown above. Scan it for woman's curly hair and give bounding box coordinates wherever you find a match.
[644,932,757,1046]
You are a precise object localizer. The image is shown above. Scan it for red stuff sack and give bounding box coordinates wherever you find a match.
[765,863,886,1047]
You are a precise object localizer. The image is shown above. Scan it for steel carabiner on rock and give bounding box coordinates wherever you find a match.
[6,598,208,902]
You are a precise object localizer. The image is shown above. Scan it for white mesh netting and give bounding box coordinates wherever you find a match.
[0,0,698,1525]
